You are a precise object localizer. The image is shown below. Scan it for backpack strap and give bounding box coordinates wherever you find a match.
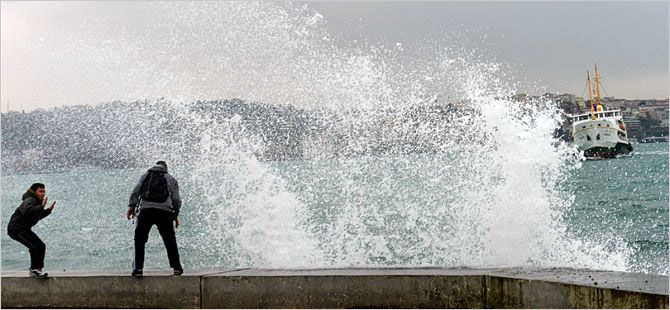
[162,172,171,196]
[141,171,155,199]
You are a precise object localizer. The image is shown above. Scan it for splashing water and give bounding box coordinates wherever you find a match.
[3,2,637,271]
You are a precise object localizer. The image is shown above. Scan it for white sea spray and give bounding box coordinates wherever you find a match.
[2,2,639,272]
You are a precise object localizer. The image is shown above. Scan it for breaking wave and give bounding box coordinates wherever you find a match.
[2,2,634,271]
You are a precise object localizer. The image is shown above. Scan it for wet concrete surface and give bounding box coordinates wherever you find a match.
[2,267,667,308]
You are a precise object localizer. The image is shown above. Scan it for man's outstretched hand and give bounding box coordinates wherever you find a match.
[42,197,56,211]
[127,208,134,220]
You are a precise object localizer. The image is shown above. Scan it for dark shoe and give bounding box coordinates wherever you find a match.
[131,269,143,277]
[173,268,183,276]
[29,268,48,278]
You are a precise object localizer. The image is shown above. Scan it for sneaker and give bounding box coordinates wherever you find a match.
[173,268,183,276]
[29,268,48,278]
[131,269,143,277]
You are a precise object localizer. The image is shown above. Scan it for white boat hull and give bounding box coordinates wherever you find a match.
[573,127,623,150]
[571,111,633,158]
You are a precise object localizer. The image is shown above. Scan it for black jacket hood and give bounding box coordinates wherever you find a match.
[22,190,41,203]
[148,164,168,173]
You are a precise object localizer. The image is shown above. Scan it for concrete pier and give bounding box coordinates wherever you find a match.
[1,268,668,308]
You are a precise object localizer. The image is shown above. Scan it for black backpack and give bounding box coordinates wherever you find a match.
[140,171,170,203]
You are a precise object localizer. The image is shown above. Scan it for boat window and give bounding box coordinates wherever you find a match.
[597,123,601,127]
[607,124,610,127]
[587,135,591,141]
[582,126,586,129]
[605,112,614,117]
[598,113,604,118]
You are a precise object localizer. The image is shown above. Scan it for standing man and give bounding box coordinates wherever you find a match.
[127,161,183,277]
[7,183,56,278]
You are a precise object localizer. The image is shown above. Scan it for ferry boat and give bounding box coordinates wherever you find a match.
[571,65,633,158]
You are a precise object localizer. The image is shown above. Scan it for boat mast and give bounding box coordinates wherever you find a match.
[594,64,603,112]
[587,71,595,120]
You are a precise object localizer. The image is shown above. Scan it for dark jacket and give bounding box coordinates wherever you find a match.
[128,164,182,216]
[7,190,52,231]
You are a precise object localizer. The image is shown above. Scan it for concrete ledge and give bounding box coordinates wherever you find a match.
[1,268,668,308]
[203,273,484,308]
[1,273,201,308]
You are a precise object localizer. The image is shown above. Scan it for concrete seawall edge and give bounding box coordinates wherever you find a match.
[1,268,668,308]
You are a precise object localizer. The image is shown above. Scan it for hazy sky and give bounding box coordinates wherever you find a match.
[1,1,668,112]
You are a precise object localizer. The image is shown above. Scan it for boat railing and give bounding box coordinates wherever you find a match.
[571,109,622,122]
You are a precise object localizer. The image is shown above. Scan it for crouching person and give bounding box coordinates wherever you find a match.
[7,183,56,278]
[127,161,183,277]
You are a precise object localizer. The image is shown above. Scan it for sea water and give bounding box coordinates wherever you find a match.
[1,143,667,274]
